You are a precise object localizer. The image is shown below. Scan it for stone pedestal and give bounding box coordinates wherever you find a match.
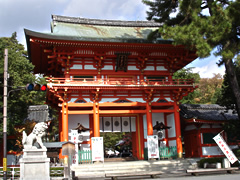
[20,148,50,180]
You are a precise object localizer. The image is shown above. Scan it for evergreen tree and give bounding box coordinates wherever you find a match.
[143,0,240,118]
[173,67,201,104]
[0,33,46,136]
[217,56,240,109]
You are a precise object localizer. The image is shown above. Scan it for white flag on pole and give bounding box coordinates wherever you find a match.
[213,133,238,164]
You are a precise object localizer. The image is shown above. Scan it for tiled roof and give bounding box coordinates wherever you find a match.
[180,104,239,121]
[46,15,170,44]
[52,15,162,27]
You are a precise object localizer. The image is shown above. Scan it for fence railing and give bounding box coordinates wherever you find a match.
[0,167,20,179]
[78,150,92,163]
[159,146,177,159]
[47,77,195,87]
[144,146,178,160]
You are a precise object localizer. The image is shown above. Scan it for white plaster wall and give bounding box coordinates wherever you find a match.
[84,65,95,69]
[156,66,167,71]
[167,114,176,138]
[201,124,211,128]
[168,140,177,147]
[101,65,113,70]
[80,144,90,151]
[68,114,90,142]
[202,146,224,156]
[128,66,138,70]
[152,113,164,126]
[99,98,118,103]
[131,117,136,132]
[127,98,145,103]
[185,124,196,131]
[143,114,147,140]
[70,64,82,69]
[202,145,237,156]
[68,98,77,103]
[145,66,154,70]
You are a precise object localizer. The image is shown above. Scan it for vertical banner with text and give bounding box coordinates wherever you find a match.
[69,130,79,165]
[147,135,159,159]
[213,134,238,164]
[91,137,104,162]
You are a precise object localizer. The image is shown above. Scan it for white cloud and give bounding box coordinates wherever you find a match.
[63,0,147,21]
[189,59,225,78]
[0,0,148,47]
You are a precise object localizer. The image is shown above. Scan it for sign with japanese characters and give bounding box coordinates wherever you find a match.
[213,134,238,164]
[69,130,79,165]
[147,135,159,159]
[91,137,104,162]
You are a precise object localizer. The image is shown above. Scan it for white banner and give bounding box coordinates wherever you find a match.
[69,130,79,165]
[91,137,104,162]
[213,134,238,164]
[147,135,159,159]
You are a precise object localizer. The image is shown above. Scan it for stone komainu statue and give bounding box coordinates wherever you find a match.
[22,122,48,149]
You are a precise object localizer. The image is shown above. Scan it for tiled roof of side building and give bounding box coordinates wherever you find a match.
[180,104,239,121]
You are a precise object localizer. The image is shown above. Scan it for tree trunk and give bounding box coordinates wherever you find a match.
[224,58,240,119]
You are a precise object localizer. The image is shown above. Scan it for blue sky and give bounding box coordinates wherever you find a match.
[0,0,225,78]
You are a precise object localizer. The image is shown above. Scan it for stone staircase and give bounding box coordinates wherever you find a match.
[71,159,197,179]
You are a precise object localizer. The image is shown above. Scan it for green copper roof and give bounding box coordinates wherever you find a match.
[52,21,159,40]
[50,15,162,43]
[25,15,172,44]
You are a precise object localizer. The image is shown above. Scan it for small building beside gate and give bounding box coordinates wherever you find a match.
[24,15,198,160]
[180,104,239,158]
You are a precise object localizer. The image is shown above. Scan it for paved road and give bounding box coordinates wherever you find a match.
[155,173,240,180]
[105,171,240,180]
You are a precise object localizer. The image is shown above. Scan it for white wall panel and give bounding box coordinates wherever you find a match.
[156,66,167,71]
[127,98,145,103]
[103,117,112,132]
[122,117,130,132]
[185,124,196,131]
[84,65,95,69]
[168,140,176,147]
[152,113,164,127]
[113,117,121,132]
[167,114,176,138]
[202,146,223,156]
[128,66,138,70]
[68,114,90,141]
[70,64,82,69]
[101,65,113,70]
[131,117,136,132]
[143,114,147,140]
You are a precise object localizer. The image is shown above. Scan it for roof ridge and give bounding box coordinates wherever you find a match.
[52,15,162,27]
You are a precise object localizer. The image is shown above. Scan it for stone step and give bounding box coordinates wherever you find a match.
[71,159,194,178]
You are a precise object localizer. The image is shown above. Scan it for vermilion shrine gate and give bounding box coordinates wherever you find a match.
[25,15,197,160]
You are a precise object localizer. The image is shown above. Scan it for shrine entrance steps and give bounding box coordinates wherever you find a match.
[71,159,196,179]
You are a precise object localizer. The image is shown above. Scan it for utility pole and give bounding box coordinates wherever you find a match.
[3,49,8,180]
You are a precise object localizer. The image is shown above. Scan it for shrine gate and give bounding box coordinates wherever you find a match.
[25,15,197,160]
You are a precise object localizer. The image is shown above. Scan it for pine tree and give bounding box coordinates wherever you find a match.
[143,0,240,118]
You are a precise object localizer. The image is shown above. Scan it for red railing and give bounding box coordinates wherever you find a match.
[46,77,195,86]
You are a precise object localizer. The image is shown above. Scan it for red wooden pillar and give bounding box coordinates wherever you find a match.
[135,115,144,160]
[89,114,93,149]
[146,102,153,135]
[62,102,69,142]
[93,101,100,137]
[164,113,169,146]
[174,102,183,158]
[58,112,63,142]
